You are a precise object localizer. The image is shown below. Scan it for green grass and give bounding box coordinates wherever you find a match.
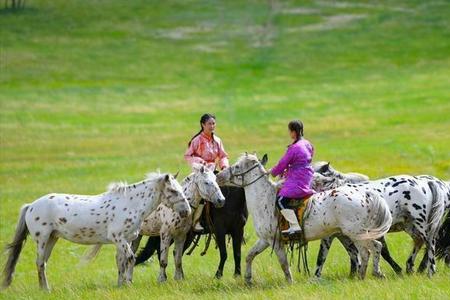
[1,0,449,299]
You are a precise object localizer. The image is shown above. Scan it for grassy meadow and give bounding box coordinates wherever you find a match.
[1,0,449,299]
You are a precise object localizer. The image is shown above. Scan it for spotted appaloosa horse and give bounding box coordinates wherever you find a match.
[134,184,247,279]
[313,162,447,278]
[217,154,393,283]
[131,165,225,282]
[2,173,189,290]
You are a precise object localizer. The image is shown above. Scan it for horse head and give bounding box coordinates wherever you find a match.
[217,153,268,187]
[192,163,225,208]
[159,174,191,218]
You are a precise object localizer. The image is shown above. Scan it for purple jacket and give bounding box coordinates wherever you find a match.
[271,139,314,199]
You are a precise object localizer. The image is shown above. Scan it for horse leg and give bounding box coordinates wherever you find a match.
[315,236,335,278]
[336,235,359,278]
[131,234,143,254]
[215,229,227,279]
[245,239,269,284]
[369,240,385,278]
[113,239,135,286]
[35,234,53,290]
[423,239,437,277]
[158,233,171,283]
[232,227,243,277]
[273,239,293,283]
[379,236,402,275]
[406,238,424,274]
[354,241,370,280]
[173,234,186,280]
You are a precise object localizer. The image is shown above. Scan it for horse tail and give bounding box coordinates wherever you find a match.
[79,245,103,265]
[357,192,392,240]
[435,211,450,261]
[426,181,446,239]
[135,236,160,265]
[2,204,30,288]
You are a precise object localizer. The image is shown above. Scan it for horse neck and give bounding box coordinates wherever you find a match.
[243,169,277,225]
[139,180,164,216]
[182,174,201,207]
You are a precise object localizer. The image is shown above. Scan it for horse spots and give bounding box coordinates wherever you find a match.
[35,232,40,237]
[392,180,407,188]
[35,217,40,221]
[42,222,47,226]
[389,190,398,196]
[403,191,411,200]
[123,207,127,211]
[59,217,67,223]
[112,206,116,210]
[49,196,55,199]
[65,203,69,207]
[412,203,421,210]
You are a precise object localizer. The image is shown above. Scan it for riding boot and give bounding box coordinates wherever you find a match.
[192,203,205,232]
[280,209,302,235]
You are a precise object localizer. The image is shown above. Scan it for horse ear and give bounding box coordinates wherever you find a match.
[164,174,170,182]
[260,154,268,166]
[200,165,205,173]
[174,171,179,179]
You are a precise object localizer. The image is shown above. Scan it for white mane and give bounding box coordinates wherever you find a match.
[106,172,167,195]
[107,181,129,194]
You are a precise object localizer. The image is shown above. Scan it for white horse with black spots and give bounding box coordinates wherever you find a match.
[2,172,189,290]
[126,164,225,282]
[217,154,393,283]
[313,162,447,278]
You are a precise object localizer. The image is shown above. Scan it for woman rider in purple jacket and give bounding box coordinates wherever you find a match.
[268,120,314,235]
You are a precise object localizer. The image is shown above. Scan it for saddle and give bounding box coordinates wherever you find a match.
[278,196,311,242]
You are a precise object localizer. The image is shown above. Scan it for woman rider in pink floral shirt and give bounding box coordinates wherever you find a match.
[184,113,229,231]
[268,120,314,236]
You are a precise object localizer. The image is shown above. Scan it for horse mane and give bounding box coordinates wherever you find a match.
[107,181,129,194]
[106,172,167,195]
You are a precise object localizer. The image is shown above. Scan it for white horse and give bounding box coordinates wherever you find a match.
[313,163,447,277]
[130,164,225,282]
[2,172,189,290]
[217,154,392,283]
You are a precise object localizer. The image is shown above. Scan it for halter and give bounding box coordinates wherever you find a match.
[189,176,221,209]
[228,161,268,188]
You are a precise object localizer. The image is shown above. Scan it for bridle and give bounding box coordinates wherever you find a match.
[227,161,268,188]
[191,176,222,209]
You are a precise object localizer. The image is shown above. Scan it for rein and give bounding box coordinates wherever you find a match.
[228,163,268,188]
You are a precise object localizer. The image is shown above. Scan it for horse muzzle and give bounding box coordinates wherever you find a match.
[214,195,226,208]
[174,202,191,218]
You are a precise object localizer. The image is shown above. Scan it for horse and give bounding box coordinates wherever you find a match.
[1,172,189,290]
[126,164,225,282]
[134,185,247,279]
[312,162,447,278]
[216,153,393,283]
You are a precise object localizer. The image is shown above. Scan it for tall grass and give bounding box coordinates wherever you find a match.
[1,0,449,299]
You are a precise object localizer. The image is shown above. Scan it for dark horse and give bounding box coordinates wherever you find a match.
[133,186,247,278]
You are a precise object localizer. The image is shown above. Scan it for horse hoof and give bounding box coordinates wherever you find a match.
[244,276,252,285]
[215,272,223,279]
[233,272,241,278]
[158,276,167,283]
[373,273,385,279]
[174,275,184,281]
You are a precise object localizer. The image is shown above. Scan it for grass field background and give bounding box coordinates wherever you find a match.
[1,0,449,299]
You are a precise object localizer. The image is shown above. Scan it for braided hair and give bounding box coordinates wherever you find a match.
[188,113,216,146]
[288,120,304,145]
